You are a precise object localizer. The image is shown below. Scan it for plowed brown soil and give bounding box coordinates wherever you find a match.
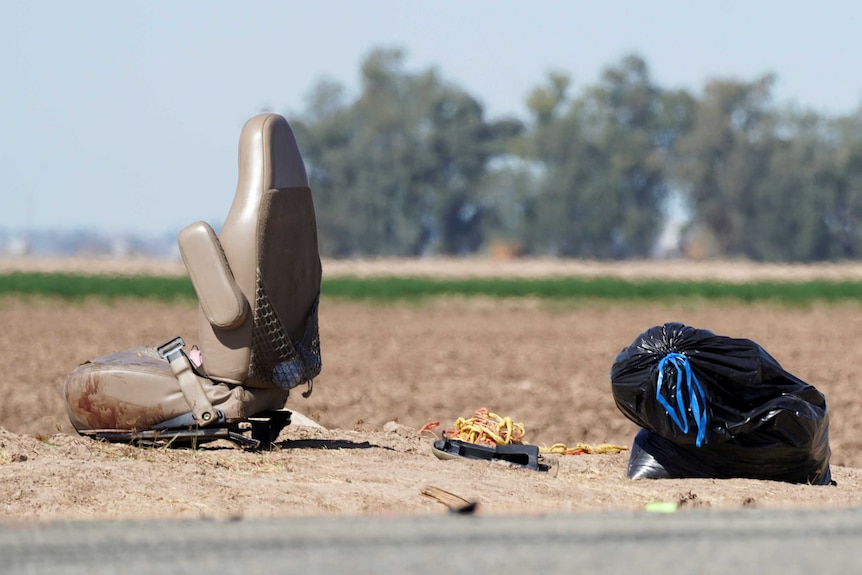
[2,258,862,521]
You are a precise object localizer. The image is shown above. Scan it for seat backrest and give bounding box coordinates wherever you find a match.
[197,113,322,387]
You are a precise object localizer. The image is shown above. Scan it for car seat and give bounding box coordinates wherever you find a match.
[63,113,322,448]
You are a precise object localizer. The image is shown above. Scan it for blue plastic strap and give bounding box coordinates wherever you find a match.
[655,352,708,447]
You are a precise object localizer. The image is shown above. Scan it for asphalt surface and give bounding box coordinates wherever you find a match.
[2,507,860,574]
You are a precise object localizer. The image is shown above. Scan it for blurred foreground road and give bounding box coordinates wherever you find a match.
[2,507,860,574]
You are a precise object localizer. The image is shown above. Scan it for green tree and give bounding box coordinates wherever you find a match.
[293,48,522,257]
[821,111,862,258]
[675,76,862,262]
[523,55,689,258]
[746,110,836,261]
[675,76,776,257]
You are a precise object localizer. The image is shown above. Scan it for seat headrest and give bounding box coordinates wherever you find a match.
[237,113,309,200]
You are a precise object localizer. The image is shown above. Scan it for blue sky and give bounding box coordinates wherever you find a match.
[3,1,861,235]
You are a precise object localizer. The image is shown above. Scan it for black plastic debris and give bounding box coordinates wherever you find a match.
[432,437,550,472]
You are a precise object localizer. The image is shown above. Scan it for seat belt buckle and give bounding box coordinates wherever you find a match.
[157,336,186,363]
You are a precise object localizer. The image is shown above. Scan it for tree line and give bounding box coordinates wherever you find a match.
[290,48,862,261]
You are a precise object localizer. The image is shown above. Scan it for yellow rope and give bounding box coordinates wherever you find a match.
[446,407,525,447]
[438,407,628,455]
[538,442,628,455]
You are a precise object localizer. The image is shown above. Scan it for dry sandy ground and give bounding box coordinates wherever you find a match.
[2,257,862,522]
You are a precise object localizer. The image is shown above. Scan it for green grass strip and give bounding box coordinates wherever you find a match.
[2,272,862,304]
[321,276,862,304]
[0,272,196,301]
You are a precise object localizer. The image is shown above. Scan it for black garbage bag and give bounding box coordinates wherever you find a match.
[610,322,832,485]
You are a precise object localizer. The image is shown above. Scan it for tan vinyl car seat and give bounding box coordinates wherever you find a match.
[63,113,322,447]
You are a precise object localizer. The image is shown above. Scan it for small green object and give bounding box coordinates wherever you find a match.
[645,501,678,513]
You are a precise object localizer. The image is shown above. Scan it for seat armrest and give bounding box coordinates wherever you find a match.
[178,221,249,329]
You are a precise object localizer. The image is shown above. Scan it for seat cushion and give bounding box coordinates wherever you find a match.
[64,346,288,432]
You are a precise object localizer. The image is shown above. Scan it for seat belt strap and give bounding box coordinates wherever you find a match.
[157,337,217,427]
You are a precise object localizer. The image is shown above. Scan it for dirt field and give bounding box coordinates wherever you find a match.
[2,258,862,521]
